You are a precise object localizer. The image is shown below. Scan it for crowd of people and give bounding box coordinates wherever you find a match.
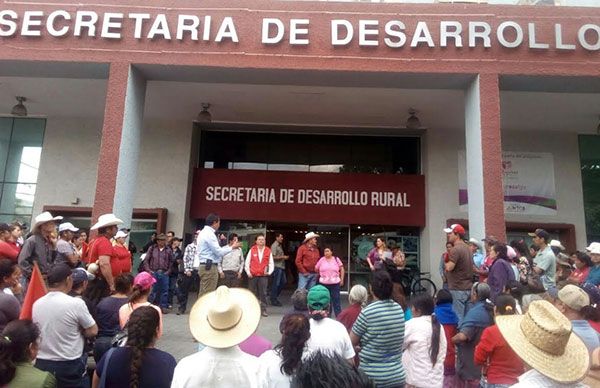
[1,209,600,387]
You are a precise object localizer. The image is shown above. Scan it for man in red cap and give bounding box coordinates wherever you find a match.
[443,224,473,323]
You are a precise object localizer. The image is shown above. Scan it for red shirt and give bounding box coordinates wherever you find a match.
[479,255,494,282]
[337,303,362,332]
[295,243,320,273]
[474,324,524,385]
[589,320,600,334]
[89,236,122,276]
[112,244,132,276]
[569,266,591,285]
[0,240,20,262]
[441,324,457,375]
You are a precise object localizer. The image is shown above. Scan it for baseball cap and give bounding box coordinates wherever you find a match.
[558,284,590,312]
[47,263,72,284]
[115,230,128,239]
[443,224,465,235]
[307,285,331,310]
[528,229,550,241]
[58,222,79,233]
[133,272,156,291]
[71,268,94,285]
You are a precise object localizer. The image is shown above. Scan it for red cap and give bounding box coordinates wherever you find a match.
[444,224,466,235]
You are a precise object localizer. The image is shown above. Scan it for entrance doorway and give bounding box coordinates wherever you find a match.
[216,220,422,292]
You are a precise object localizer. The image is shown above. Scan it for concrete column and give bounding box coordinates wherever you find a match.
[465,74,506,241]
[91,63,146,228]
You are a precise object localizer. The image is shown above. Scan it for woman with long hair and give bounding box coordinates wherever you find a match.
[119,272,163,338]
[314,247,345,317]
[94,273,134,362]
[93,306,176,388]
[350,270,406,387]
[402,294,446,388]
[0,319,56,387]
[365,237,391,272]
[0,259,21,331]
[474,294,524,388]
[258,313,311,387]
[569,251,594,285]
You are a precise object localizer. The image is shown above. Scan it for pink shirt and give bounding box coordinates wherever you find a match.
[315,256,343,285]
[118,301,163,338]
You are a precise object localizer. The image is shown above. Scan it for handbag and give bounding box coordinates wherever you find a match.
[99,347,115,388]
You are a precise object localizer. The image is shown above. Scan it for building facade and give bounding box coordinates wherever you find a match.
[0,0,599,287]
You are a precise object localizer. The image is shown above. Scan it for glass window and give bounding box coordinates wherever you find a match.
[200,130,420,175]
[0,118,45,223]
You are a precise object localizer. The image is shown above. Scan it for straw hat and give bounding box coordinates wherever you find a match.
[189,286,260,348]
[32,211,63,231]
[550,239,566,251]
[496,300,589,383]
[303,232,320,243]
[90,213,123,230]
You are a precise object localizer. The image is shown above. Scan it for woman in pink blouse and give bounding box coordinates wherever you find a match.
[315,247,345,317]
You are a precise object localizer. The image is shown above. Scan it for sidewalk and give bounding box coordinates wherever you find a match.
[156,289,348,361]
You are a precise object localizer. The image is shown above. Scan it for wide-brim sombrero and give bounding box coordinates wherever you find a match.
[496,300,589,384]
[189,286,261,349]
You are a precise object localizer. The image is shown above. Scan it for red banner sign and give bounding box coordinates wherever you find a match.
[191,169,425,226]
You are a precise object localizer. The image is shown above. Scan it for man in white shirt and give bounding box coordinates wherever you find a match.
[33,263,98,388]
[245,234,274,317]
[219,233,245,288]
[305,285,355,362]
[171,286,261,388]
[195,213,241,298]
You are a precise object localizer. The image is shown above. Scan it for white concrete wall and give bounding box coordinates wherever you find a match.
[422,129,587,286]
[33,118,194,235]
[133,119,194,235]
[33,117,102,216]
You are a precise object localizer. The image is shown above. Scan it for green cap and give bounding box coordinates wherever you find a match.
[307,285,331,310]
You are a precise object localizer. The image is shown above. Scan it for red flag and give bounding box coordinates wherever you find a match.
[19,262,47,320]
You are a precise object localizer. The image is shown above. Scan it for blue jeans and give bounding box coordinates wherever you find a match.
[270,267,287,302]
[323,283,342,317]
[450,289,471,324]
[36,358,87,388]
[149,271,170,309]
[297,273,317,290]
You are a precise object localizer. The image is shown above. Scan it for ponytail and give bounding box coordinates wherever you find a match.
[0,335,16,385]
[126,306,160,388]
[410,293,441,366]
[128,284,149,305]
[430,314,441,366]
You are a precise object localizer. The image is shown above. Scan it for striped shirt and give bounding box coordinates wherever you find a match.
[352,299,406,387]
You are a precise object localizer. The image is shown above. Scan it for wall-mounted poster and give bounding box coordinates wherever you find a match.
[458,151,557,215]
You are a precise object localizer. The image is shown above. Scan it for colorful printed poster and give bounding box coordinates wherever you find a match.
[458,151,557,215]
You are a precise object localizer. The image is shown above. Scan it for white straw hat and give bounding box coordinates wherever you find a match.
[303,232,320,243]
[586,242,600,255]
[496,300,589,383]
[114,230,128,239]
[90,213,123,230]
[32,211,63,231]
[189,286,260,349]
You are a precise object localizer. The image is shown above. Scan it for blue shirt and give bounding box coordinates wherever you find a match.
[472,252,484,268]
[195,225,232,265]
[571,320,600,354]
[97,347,176,388]
[586,265,600,286]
